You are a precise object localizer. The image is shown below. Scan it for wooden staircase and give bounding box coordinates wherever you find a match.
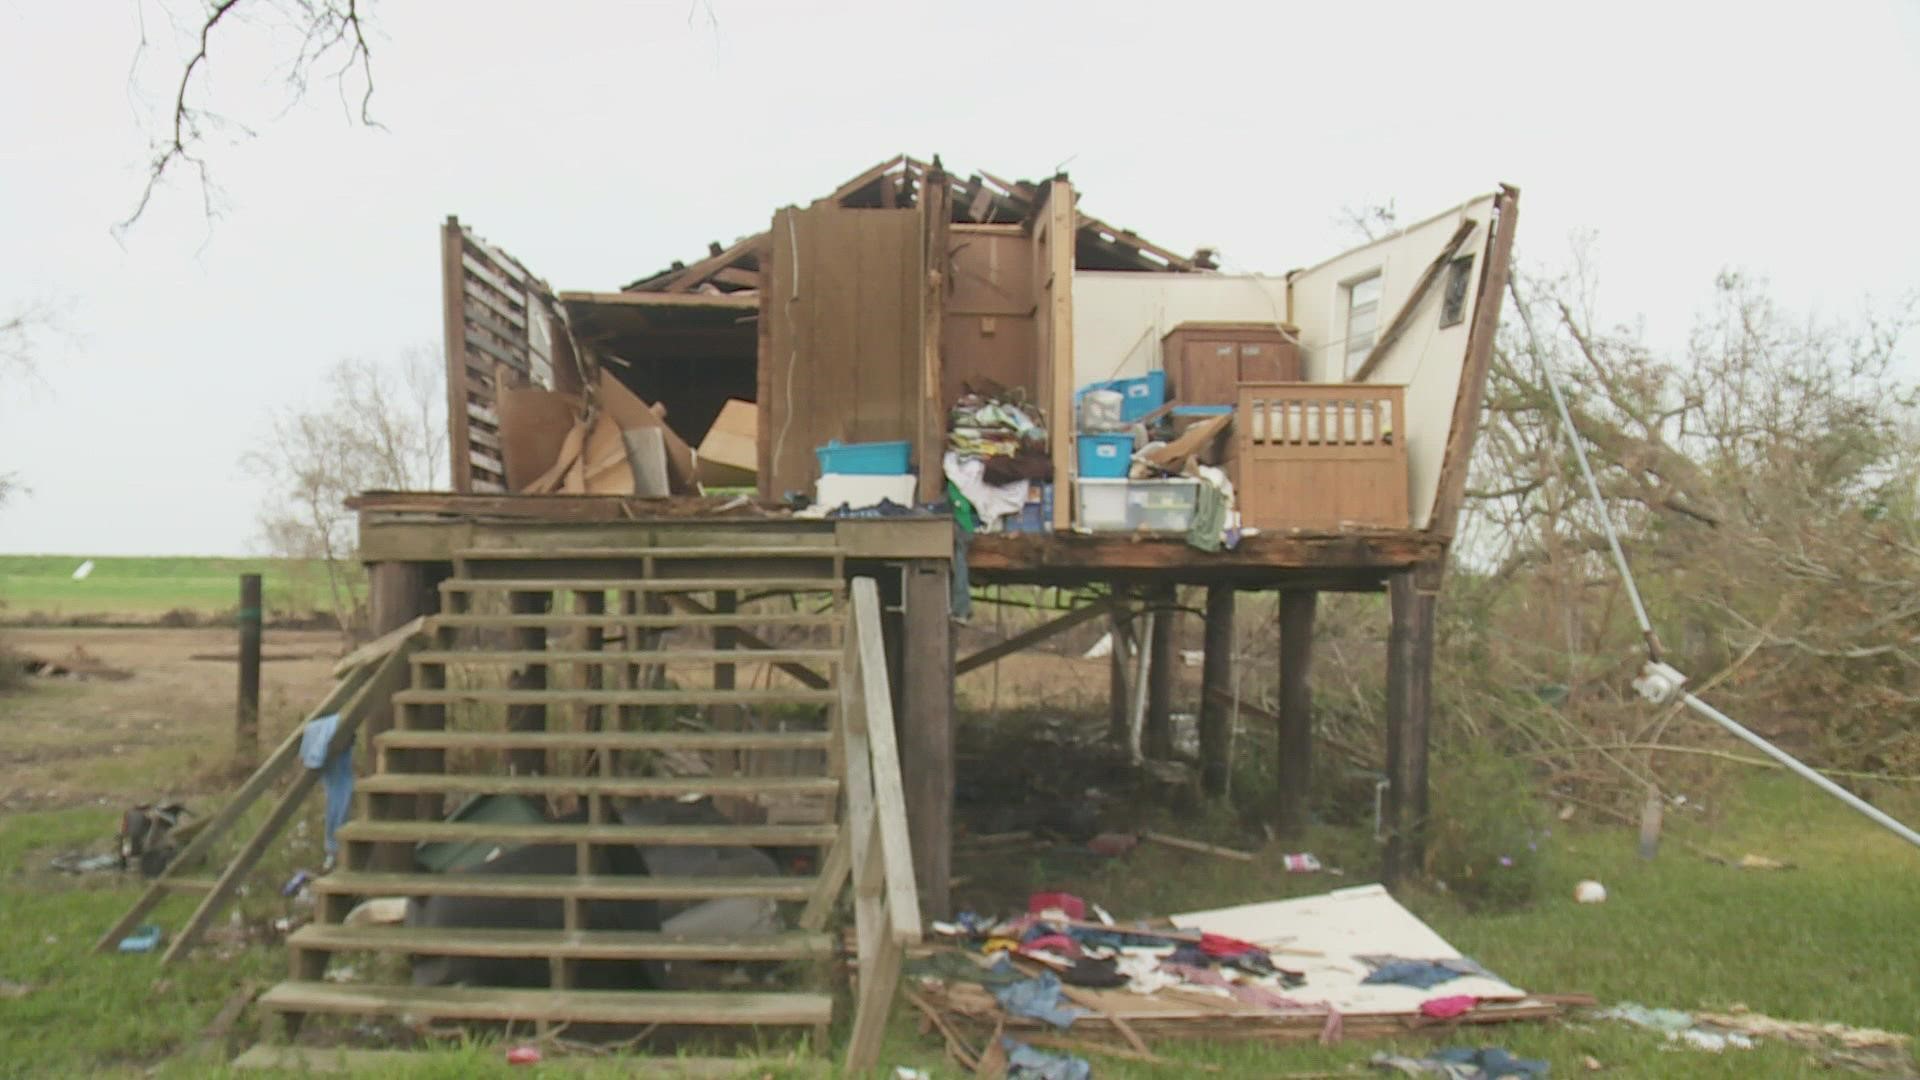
[252,545,921,1070]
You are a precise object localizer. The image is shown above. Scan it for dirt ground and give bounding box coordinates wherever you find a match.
[0,626,343,812]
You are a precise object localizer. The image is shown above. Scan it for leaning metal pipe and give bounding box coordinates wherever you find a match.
[1678,692,1920,852]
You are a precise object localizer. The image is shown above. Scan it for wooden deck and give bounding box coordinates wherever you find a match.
[351,491,1440,589]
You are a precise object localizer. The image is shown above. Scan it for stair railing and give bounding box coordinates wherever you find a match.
[840,576,923,1071]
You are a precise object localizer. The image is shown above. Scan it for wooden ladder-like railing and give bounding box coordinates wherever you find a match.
[838,577,923,1071]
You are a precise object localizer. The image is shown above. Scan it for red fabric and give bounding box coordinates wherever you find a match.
[1197,931,1262,957]
[1027,892,1086,920]
[1020,933,1082,959]
[1419,995,1479,1019]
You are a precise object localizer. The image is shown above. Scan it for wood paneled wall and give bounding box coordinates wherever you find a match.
[761,202,927,500]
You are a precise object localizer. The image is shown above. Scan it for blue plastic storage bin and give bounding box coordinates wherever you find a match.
[1078,434,1133,479]
[1171,404,1234,418]
[815,440,911,476]
[1078,371,1167,422]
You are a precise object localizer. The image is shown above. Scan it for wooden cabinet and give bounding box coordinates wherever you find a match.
[1161,322,1303,406]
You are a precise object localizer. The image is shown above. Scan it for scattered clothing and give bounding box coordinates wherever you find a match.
[1421,995,1479,1019]
[1028,892,1086,920]
[1058,955,1128,989]
[300,713,354,865]
[905,951,1022,989]
[992,971,1087,1030]
[1363,959,1468,990]
[1371,1047,1548,1078]
[945,452,1029,530]
[1159,962,1313,1012]
[1003,1037,1091,1080]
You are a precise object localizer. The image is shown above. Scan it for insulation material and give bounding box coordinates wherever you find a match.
[1170,884,1527,1017]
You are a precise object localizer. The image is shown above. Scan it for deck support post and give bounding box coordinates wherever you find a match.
[898,559,953,918]
[1199,586,1237,796]
[1143,583,1176,761]
[1277,589,1319,836]
[1106,585,1133,747]
[366,561,443,871]
[1384,567,1437,887]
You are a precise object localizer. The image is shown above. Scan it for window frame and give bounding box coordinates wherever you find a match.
[1342,269,1384,377]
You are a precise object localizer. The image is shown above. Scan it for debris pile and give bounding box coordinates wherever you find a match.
[907,884,1568,1066]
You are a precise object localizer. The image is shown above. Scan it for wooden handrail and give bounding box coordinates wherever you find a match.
[841,576,923,1070]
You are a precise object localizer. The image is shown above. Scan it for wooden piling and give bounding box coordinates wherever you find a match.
[1198,586,1236,796]
[1277,589,1318,836]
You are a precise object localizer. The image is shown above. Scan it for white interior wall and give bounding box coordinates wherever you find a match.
[1289,193,1497,528]
[1071,272,1290,386]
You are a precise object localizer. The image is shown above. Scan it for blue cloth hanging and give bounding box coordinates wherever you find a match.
[300,713,354,863]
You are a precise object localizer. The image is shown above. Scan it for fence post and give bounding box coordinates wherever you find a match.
[236,573,262,765]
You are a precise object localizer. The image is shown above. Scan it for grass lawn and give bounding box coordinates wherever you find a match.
[1,768,1913,1077]
[0,555,350,621]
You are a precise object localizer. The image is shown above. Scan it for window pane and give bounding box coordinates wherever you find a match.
[1347,343,1373,375]
[1349,273,1382,307]
[1348,306,1379,339]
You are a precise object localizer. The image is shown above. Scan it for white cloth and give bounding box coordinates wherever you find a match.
[943,452,1029,529]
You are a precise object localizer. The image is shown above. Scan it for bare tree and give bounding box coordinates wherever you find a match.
[244,347,444,635]
[0,304,58,509]
[123,0,381,229]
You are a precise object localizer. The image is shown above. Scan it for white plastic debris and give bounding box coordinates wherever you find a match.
[1574,880,1608,904]
[71,560,95,581]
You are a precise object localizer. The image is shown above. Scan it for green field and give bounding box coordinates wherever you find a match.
[0,555,355,621]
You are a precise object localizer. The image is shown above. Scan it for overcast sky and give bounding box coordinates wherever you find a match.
[1,0,1916,556]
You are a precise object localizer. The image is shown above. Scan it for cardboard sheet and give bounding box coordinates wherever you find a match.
[1170,884,1527,1016]
[698,398,759,487]
[597,370,698,493]
[496,388,583,491]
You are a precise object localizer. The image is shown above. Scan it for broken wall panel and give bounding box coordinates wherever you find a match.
[1032,180,1076,529]
[1288,194,1497,528]
[441,216,561,492]
[941,224,1038,405]
[762,201,926,499]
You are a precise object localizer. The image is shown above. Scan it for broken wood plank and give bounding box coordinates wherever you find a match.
[955,598,1116,675]
[1141,830,1256,862]
[1351,217,1479,382]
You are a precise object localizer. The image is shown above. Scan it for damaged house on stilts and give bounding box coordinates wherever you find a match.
[252,156,1518,1069]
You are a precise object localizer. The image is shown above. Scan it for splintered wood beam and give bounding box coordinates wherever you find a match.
[664,233,771,294]
[559,290,758,311]
[831,154,908,204]
[1350,217,1479,382]
[955,597,1116,675]
[659,592,831,690]
[1430,186,1521,541]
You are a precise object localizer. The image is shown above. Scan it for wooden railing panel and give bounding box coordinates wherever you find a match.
[838,576,924,1072]
[1235,383,1411,530]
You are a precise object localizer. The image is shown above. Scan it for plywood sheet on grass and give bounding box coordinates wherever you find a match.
[1170,884,1526,1016]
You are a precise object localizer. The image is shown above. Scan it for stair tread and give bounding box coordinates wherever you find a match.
[289,924,832,960]
[315,871,818,901]
[376,730,832,752]
[428,613,840,628]
[394,688,835,706]
[258,981,832,1025]
[339,821,837,847]
[441,578,844,592]
[231,1044,821,1076]
[359,774,838,798]
[412,649,842,666]
[457,546,843,560]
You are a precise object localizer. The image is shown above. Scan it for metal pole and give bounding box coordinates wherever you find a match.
[236,573,262,764]
[1680,693,1920,851]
